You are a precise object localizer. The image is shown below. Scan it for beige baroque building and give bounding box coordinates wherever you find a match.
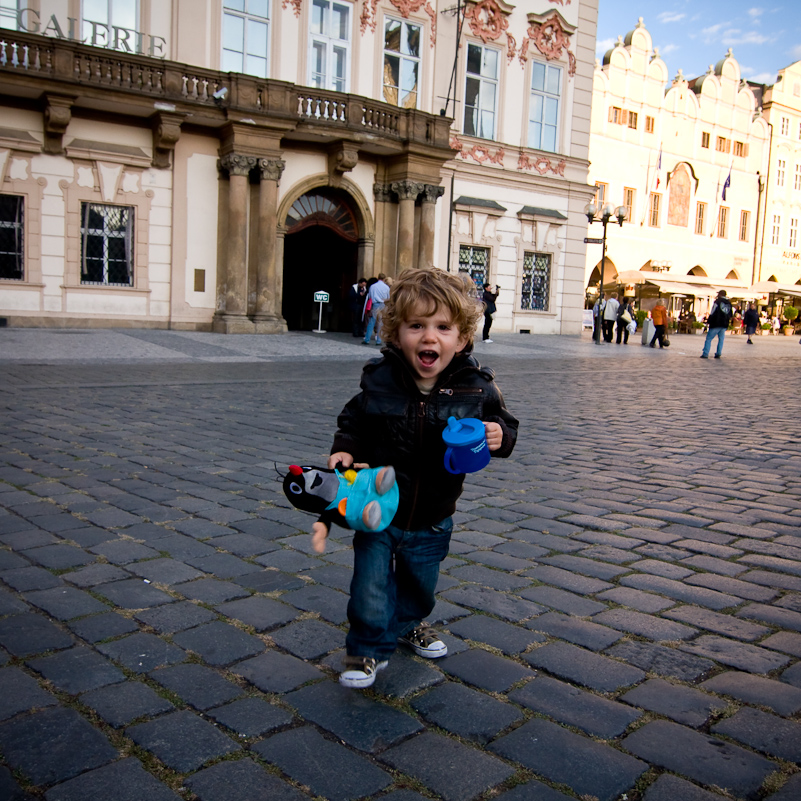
[585,19,771,316]
[0,0,598,335]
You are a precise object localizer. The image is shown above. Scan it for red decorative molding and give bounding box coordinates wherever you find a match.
[518,13,576,76]
[388,0,437,46]
[450,136,505,165]
[549,0,571,5]
[360,0,379,33]
[282,0,302,17]
[506,33,517,64]
[464,0,510,43]
[517,152,566,176]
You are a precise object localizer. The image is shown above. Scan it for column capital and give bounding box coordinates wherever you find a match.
[421,184,445,204]
[258,157,286,183]
[373,182,395,203]
[390,180,425,201]
[219,153,257,176]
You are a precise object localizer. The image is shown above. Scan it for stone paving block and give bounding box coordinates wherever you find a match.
[23,586,108,621]
[126,557,204,585]
[525,641,645,692]
[255,548,318,572]
[80,680,175,727]
[216,595,298,631]
[577,544,641,564]
[540,553,627,580]
[256,726,392,801]
[463,549,533,571]
[528,611,622,650]
[642,774,732,801]
[287,680,423,752]
[713,706,801,763]
[494,779,574,801]
[623,719,774,799]
[741,569,801,592]
[440,647,534,692]
[269,618,343,659]
[442,586,544,621]
[593,608,697,641]
[134,600,217,633]
[0,588,29,616]
[0,551,33,573]
[1,565,64,592]
[739,553,801,576]
[681,554,747,577]
[184,758,308,801]
[0,612,74,656]
[43,757,181,801]
[596,586,675,613]
[94,578,174,609]
[701,671,801,716]
[0,765,33,801]
[631,557,694,579]
[0,666,58,721]
[150,663,243,710]
[381,730,514,801]
[523,565,613,594]
[148,534,217,559]
[518,585,606,616]
[780,661,801,688]
[232,569,305,592]
[762,631,801,657]
[515,527,587,552]
[165,518,237,540]
[621,678,727,727]
[279,583,348,625]
[27,644,125,694]
[680,634,790,674]
[0,529,59,551]
[448,564,532,591]
[62,563,131,588]
[674,538,743,559]
[88,540,159,565]
[573,529,647,549]
[510,674,640,738]
[447,614,545,654]
[96,631,186,673]
[207,697,294,738]
[411,682,522,744]
[127,709,240,772]
[736,602,801,632]
[605,641,716,682]
[0,706,116,787]
[493,541,550,560]
[363,649,445,698]
[764,773,801,801]
[185,552,262,579]
[620,574,741,610]
[300,563,353,592]
[23,543,98,571]
[489,718,647,801]
[177,577,250,604]
[172,620,264,666]
[686,572,779,601]
[664,605,770,641]
[232,649,322,693]
[68,611,139,643]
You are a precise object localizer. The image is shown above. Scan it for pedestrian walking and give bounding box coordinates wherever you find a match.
[348,278,368,338]
[481,282,500,343]
[314,267,518,688]
[362,273,390,346]
[616,298,635,344]
[700,289,733,359]
[592,293,604,343]
[602,293,620,343]
[649,299,669,348]
[743,302,759,344]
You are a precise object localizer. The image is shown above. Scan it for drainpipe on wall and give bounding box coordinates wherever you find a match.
[757,121,773,285]
[752,171,764,286]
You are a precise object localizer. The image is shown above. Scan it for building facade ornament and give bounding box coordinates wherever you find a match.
[151,111,185,169]
[360,0,437,47]
[257,157,286,183]
[517,151,566,176]
[464,0,512,44]
[421,184,445,203]
[42,94,74,154]
[390,179,425,201]
[519,12,576,76]
[373,182,395,203]
[281,0,302,18]
[219,153,256,176]
[450,136,505,166]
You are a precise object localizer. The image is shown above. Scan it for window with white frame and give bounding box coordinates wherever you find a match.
[624,187,635,223]
[777,159,786,187]
[222,0,269,78]
[528,61,561,153]
[80,203,134,286]
[594,182,607,206]
[795,164,801,191]
[521,252,551,312]
[739,210,749,242]
[458,245,489,288]
[463,42,499,140]
[82,0,137,46]
[717,206,728,238]
[648,192,660,227]
[772,214,781,245]
[383,17,420,108]
[781,116,790,136]
[0,0,20,30]
[309,0,350,92]
[790,218,798,249]
[695,202,706,235]
[0,194,24,280]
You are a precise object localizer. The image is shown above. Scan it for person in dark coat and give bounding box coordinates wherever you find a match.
[348,278,368,337]
[743,302,759,344]
[481,283,499,343]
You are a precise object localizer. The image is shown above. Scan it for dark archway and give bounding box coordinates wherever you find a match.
[281,189,359,332]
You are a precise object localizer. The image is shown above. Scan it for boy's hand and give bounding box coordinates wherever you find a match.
[311,521,329,553]
[484,422,503,451]
[328,452,369,470]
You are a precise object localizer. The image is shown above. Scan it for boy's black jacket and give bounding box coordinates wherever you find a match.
[332,344,518,530]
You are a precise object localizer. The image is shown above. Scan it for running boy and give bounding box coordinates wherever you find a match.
[312,267,518,688]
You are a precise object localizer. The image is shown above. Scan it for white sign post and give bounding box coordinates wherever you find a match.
[312,290,329,333]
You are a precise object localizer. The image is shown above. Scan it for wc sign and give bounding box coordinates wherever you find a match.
[312,291,329,334]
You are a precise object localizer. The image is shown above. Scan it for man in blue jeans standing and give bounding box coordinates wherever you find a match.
[701,289,733,359]
[363,273,390,345]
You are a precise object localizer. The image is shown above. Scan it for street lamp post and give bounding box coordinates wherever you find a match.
[585,201,627,343]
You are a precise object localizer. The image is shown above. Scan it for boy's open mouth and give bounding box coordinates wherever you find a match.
[418,350,438,367]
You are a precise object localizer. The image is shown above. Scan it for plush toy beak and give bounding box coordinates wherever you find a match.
[288,465,302,475]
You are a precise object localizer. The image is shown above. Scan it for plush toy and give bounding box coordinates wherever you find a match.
[282,464,399,534]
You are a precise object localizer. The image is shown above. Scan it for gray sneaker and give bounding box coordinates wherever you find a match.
[398,624,447,658]
[339,655,388,689]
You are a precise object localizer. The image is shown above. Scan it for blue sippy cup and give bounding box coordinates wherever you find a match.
[442,416,490,475]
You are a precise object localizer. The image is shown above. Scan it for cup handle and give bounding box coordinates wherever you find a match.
[443,447,459,475]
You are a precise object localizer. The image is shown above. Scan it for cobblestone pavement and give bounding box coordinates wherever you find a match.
[0,328,800,801]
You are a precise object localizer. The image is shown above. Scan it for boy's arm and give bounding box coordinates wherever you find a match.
[483,384,518,459]
[331,393,372,465]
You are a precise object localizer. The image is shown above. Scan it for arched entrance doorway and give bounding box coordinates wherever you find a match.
[282,189,359,332]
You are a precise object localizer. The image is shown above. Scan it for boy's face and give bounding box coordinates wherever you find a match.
[396,303,468,386]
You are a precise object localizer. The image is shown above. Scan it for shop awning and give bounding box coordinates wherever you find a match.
[751,281,801,298]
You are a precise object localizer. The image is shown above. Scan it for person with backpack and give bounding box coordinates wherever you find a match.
[700,289,734,359]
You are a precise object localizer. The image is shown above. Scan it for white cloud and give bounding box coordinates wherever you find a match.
[747,7,764,19]
[659,43,679,55]
[657,12,686,24]
[595,37,616,55]
[748,70,778,84]
[702,23,725,37]
[721,31,772,46]
[792,43,801,59]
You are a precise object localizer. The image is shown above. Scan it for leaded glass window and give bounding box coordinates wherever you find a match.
[0,194,24,280]
[521,251,550,311]
[80,203,134,286]
[458,245,489,288]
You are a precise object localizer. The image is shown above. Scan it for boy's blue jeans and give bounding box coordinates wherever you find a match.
[346,517,452,661]
[702,327,727,357]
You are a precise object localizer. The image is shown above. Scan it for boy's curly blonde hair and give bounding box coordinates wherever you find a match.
[380,267,483,346]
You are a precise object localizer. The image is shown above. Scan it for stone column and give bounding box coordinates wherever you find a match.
[253,157,287,333]
[419,184,444,269]
[372,183,394,278]
[391,180,424,274]
[215,153,256,333]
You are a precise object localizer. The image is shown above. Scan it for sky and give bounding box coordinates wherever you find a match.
[596,1,801,86]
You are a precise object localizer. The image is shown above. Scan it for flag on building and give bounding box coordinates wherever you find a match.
[722,168,731,201]
[654,146,662,190]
